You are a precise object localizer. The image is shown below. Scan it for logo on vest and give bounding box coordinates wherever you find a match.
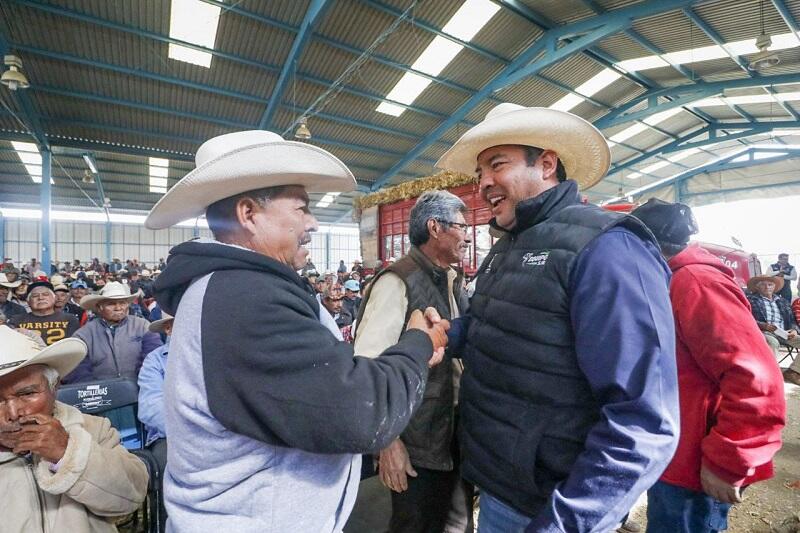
[522,251,549,267]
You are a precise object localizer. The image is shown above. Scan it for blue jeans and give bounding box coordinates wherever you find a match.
[646,481,732,532]
[477,491,532,533]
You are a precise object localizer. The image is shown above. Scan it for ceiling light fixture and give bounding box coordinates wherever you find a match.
[1,55,30,90]
[294,117,312,140]
[749,0,780,71]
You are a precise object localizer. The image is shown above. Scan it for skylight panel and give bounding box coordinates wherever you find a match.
[441,0,500,41]
[641,160,671,173]
[616,55,669,72]
[149,157,169,194]
[376,0,500,117]
[662,45,728,65]
[774,91,800,102]
[668,147,702,162]
[693,97,726,107]
[731,151,785,163]
[10,141,51,184]
[168,0,221,68]
[412,37,463,76]
[549,93,585,112]
[315,192,341,209]
[626,172,641,180]
[725,94,775,105]
[644,107,683,126]
[576,69,621,97]
[609,122,648,143]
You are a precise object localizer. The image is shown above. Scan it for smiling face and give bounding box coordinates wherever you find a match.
[476,145,560,230]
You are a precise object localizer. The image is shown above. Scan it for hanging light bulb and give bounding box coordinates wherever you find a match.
[294,117,311,140]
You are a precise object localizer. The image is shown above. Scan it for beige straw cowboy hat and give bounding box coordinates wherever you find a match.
[436,103,611,189]
[79,281,143,312]
[148,313,174,334]
[145,130,357,229]
[0,325,87,379]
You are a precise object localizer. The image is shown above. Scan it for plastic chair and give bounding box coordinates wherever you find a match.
[57,378,160,532]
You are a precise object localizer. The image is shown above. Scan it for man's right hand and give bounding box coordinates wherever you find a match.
[378,438,417,493]
[765,324,777,332]
[407,307,450,367]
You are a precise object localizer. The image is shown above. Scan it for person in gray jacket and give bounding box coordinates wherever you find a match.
[62,282,162,384]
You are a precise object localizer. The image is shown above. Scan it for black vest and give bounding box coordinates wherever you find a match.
[459,180,656,515]
[357,246,464,470]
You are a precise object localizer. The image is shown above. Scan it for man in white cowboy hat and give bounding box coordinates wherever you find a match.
[63,282,162,384]
[436,103,679,532]
[0,272,26,322]
[746,273,800,384]
[144,129,449,532]
[0,326,148,532]
[138,312,175,532]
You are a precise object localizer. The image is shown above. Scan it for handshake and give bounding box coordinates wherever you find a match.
[407,307,450,367]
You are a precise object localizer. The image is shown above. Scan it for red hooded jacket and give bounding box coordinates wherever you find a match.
[660,244,786,491]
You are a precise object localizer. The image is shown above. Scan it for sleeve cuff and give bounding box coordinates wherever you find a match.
[397,328,434,366]
[35,426,92,494]
[702,457,749,487]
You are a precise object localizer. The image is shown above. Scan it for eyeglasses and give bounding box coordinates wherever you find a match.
[436,219,469,232]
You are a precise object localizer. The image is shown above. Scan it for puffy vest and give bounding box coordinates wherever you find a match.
[460,180,656,516]
[357,246,464,470]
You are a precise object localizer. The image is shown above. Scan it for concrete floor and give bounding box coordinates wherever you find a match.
[343,476,392,533]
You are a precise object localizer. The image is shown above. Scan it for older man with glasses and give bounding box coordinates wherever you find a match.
[8,281,79,347]
[354,189,474,533]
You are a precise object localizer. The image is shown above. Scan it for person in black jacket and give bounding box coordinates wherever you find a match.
[0,273,26,323]
[144,129,450,531]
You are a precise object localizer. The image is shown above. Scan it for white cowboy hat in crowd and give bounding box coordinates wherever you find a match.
[141,269,152,278]
[435,103,611,190]
[79,281,143,312]
[148,312,174,334]
[0,272,22,289]
[0,325,87,379]
[145,130,357,229]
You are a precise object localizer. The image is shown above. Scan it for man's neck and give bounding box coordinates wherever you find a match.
[418,242,452,270]
[31,309,55,317]
[761,293,776,301]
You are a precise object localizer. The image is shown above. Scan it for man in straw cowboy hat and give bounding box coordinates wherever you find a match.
[0,325,148,532]
[436,103,680,532]
[632,199,785,532]
[746,273,800,385]
[63,281,162,384]
[144,130,450,532]
[0,271,26,322]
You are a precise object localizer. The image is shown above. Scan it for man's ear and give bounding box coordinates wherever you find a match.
[427,218,440,241]
[234,197,262,236]
[539,150,560,182]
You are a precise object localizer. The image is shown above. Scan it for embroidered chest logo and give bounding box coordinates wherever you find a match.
[522,251,550,267]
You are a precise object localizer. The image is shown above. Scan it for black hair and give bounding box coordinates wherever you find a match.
[206,185,292,240]
[522,146,567,182]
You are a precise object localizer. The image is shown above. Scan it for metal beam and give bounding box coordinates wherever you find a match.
[684,176,800,199]
[371,0,698,190]
[772,0,800,34]
[259,0,331,129]
[40,148,51,269]
[609,120,800,176]
[595,72,800,129]
[626,145,800,199]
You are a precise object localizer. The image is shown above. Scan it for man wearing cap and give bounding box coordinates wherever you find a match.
[63,282,162,384]
[632,199,785,532]
[352,257,364,277]
[8,281,79,346]
[343,279,362,318]
[0,326,148,532]
[354,190,473,533]
[0,273,26,322]
[63,281,89,325]
[437,104,679,532]
[138,312,175,532]
[145,129,450,532]
[52,283,70,313]
[746,273,800,385]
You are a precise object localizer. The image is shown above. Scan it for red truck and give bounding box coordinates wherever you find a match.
[374,188,760,287]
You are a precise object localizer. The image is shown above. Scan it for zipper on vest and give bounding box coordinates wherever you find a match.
[25,458,47,533]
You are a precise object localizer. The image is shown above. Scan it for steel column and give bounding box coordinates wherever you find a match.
[40,148,52,270]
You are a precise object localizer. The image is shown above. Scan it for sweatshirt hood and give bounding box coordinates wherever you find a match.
[153,239,307,315]
[668,243,735,279]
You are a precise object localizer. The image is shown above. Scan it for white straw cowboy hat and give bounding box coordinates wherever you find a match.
[0,272,22,289]
[747,274,784,294]
[145,130,357,229]
[148,312,174,334]
[0,325,87,379]
[79,281,143,312]
[436,103,611,190]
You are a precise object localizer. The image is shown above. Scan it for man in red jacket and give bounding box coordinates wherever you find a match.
[632,199,786,533]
